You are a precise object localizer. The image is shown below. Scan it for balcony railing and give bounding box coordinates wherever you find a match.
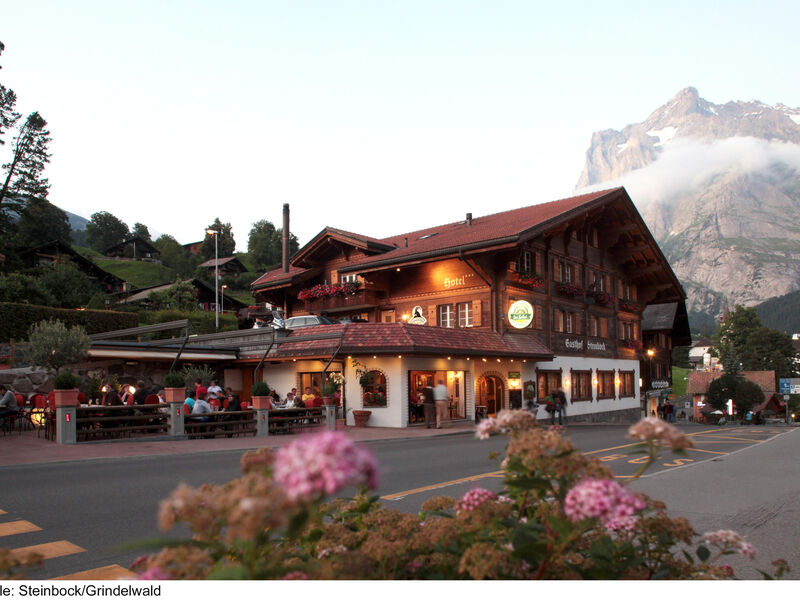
[302,289,381,313]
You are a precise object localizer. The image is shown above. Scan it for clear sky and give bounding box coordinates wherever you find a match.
[3,0,799,248]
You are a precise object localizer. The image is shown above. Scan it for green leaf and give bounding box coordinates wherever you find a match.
[506,476,551,492]
[697,545,711,562]
[206,565,248,580]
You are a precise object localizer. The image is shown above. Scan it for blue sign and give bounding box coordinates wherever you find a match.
[779,378,792,394]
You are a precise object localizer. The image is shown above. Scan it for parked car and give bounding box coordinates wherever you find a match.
[283,315,336,328]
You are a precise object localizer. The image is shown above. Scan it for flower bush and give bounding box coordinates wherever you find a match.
[298,282,361,302]
[618,299,642,313]
[512,272,545,290]
[119,415,787,581]
[362,391,386,407]
[555,282,584,297]
[588,289,616,306]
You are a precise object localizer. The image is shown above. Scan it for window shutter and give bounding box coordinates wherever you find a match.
[553,258,560,282]
[535,304,543,329]
[600,318,608,338]
[428,305,437,326]
[330,270,338,284]
[472,299,482,326]
[535,252,543,275]
[617,279,623,298]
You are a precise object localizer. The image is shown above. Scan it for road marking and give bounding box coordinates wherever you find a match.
[0,520,42,537]
[598,453,627,462]
[10,541,85,561]
[663,458,694,467]
[0,510,6,515]
[699,435,767,442]
[53,564,135,580]
[686,447,728,455]
[381,470,504,500]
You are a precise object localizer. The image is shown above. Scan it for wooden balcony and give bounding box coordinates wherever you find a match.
[303,289,382,313]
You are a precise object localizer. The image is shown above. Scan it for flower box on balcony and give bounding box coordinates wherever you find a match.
[588,290,617,307]
[555,282,584,298]
[618,300,642,313]
[298,282,361,302]
[511,272,545,291]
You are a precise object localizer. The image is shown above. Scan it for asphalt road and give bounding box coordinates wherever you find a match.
[1,422,794,579]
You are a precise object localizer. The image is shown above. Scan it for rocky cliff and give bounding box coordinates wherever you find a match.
[576,87,800,325]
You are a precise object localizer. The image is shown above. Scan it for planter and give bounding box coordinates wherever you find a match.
[164,387,185,404]
[53,389,79,408]
[322,396,337,406]
[251,395,273,410]
[352,410,372,428]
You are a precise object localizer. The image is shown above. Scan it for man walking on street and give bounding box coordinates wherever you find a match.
[433,379,449,429]
[422,384,436,429]
[553,386,567,426]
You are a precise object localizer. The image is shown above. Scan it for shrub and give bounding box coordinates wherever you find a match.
[251,381,271,396]
[130,413,788,581]
[163,372,186,388]
[0,303,137,342]
[53,371,81,390]
[22,319,91,372]
[179,364,216,388]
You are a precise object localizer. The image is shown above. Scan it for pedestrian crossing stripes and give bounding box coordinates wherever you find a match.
[10,540,85,560]
[52,564,135,580]
[0,520,42,537]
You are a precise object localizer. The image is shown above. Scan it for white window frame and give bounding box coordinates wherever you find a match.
[341,273,358,284]
[458,302,473,328]
[438,304,455,328]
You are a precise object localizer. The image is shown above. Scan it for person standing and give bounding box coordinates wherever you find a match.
[552,386,567,426]
[207,379,223,400]
[422,384,436,429]
[433,379,449,429]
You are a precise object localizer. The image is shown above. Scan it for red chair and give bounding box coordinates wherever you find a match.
[210,398,221,411]
[183,403,191,415]
[125,394,134,406]
[223,398,230,410]
[144,394,160,405]
[77,392,85,404]
[32,394,47,409]
[47,390,55,411]
[240,401,250,410]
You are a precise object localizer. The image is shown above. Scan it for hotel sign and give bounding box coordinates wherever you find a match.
[507,300,534,329]
[443,272,475,289]
[587,340,607,351]
[408,305,427,325]
[651,379,670,389]
[564,338,583,351]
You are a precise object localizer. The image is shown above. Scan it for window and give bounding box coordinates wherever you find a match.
[438,304,455,328]
[457,302,473,328]
[361,370,387,407]
[381,310,395,323]
[619,371,635,398]
[537,371,561,400]
[566,312,580,334]
[597,370,616,399]
[341,273,358,284]
[589,315,599,337]
[619,321,637,341]
[555,309,580,334]
[589,228,599,248]
[521,251,532,274]
[618,280,636,301]
[571,371,592,401]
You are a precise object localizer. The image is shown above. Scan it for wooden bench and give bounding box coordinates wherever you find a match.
[184,410,256,439]
[267,407,324,435]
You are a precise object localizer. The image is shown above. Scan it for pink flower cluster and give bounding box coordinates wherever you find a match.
[564,478,646,531]
[298,281,361,301]
[454,488,498,512]
[476,409,537,440]
[273,431,379,501]
[628,417,694,450]
[702,530,756,560]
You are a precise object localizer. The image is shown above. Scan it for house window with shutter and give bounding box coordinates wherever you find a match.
[457,302,473,328]
[438,305,455,328]
[589,315,599,337]
[553,309,564,333]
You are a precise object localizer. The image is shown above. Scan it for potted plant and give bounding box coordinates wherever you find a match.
[322,372,343,406]
[352,409,372,427]
[251,381,272,410]
[52,371,82,407]
[162,372,186,403]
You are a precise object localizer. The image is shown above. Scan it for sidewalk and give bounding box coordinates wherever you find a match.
[0,422,478,467]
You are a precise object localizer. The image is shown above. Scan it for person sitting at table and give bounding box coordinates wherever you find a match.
[156,389,169,414]
[224,389,242,412]
[283,392,296,409]
[207,379,223,400]
[0,385,19,422]
[184,388,196,412]
[133,380,149,406]
[192,390,213,421]
[294,394,306,409]
[120,385,135,406]
[301,386,315,405]
[104,388,122,406]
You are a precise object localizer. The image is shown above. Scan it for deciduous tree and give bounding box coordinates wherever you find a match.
[132,222,151,241]
[14,197,71,246]
[154,234,201,278]
[201,218,235,259]
[247,219,298,269]
[85,211,129,252]
[22,319,90,373]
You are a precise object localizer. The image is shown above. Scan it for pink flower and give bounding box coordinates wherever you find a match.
[475,409,537,439]
[455,487,498,512]
[281,571,309,580]
[273,432,378,501]
[702,529,756,560]
[138,566,169,580]
[628,417,694,450]
[564,478,645,531]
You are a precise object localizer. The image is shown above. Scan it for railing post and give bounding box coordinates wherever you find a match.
[168,402,185,436]
[252,397,271,437]
[325,405,337,431]
[54,389,78,445]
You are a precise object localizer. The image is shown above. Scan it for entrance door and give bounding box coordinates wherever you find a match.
[479,375,504,416]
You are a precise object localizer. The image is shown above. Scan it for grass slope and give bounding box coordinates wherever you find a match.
[671,366,690,397]
[93,258,178,288]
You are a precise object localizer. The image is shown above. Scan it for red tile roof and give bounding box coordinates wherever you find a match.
[687,370,776,394]
[253,187,623,289]
[198,256,245,268]
[256,323,553,360]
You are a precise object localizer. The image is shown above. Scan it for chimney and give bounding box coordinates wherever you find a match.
[466,212,472,226]
[404,237,408,248]
[282,203,290,273]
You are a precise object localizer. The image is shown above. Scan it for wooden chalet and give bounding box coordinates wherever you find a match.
[248,187,688,427]
[198,255,247,278]
[18,240,126,294]
[104,236,160,261]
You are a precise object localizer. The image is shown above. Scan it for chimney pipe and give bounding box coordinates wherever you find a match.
[466,212,472,226]
[282,203,290,273]
[404,237,408,248]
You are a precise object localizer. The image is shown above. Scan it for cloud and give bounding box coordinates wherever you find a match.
[577,137,800,209]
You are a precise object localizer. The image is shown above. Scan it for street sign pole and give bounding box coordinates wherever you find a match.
[785,394,791,424]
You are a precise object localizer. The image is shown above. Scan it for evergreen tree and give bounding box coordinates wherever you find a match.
[15,197,71,246]
[154,234,202,278]
[0,41,20,148]
[201,218,235,259]
[85,211,129,252]
[0,111,51,211]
